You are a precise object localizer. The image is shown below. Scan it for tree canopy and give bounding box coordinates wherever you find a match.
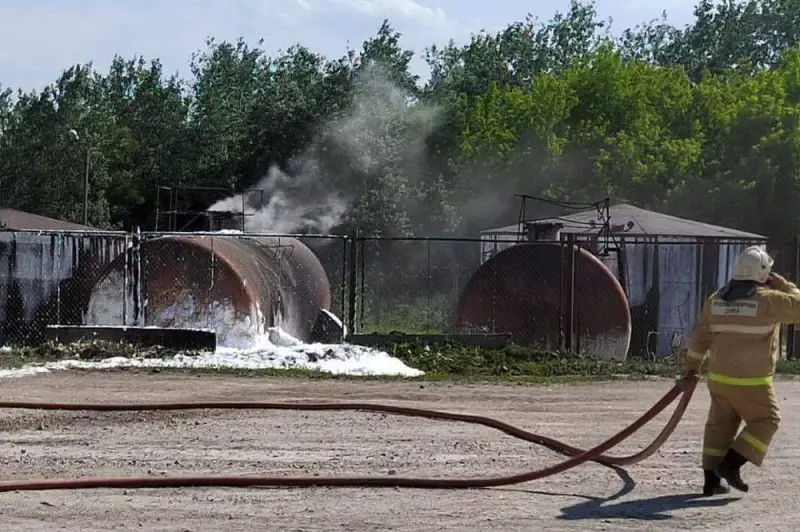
[3,1,800,244]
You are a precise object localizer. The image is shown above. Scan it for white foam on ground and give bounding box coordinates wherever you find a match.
[0,366,50,379]
[0,329,424,379]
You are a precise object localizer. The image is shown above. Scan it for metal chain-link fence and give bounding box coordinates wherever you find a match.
[353,236,779,359]
[454,239,571,351]
[355,238,487,335]
[2,228,796,360]
[0,230,130,346]
[620,238,764,360]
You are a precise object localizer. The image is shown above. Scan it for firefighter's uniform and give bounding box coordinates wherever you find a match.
[686,245,800,494]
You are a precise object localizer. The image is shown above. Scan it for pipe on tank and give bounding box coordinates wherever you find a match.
[85,235,331,348]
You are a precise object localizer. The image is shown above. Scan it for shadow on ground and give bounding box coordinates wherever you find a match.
[490,465,739,521]
[562,466,739,521]
[559,492,739,521]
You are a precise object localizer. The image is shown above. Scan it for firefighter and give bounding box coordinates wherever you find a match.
[684,245,800,496]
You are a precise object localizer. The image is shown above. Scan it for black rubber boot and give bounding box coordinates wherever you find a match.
[716,449,749,493]
[702,469,730,496]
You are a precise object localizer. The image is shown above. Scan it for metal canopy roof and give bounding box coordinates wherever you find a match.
[482,203,766,240]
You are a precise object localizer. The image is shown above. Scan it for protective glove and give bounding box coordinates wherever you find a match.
[767,272,800,294]
[684,354,702,376]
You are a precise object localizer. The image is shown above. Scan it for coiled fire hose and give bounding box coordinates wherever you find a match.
[0,374,698,492]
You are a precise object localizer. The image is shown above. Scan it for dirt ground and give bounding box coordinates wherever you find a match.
[0,372,797,531]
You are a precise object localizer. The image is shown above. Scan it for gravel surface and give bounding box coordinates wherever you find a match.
[0,371,797,531]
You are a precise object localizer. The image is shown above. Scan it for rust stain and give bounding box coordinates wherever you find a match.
[92,235,331,342]
[456,242,631,358]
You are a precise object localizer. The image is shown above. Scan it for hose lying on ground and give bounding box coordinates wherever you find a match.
[0,375,698,492]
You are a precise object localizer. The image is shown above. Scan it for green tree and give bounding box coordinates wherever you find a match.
[7,4,800,244]
[424,0,607,100]
[0,65,116,227]
[620,1,800,79]
[101,56,191,228]
[188,37,265,192]
[669,48,800,243]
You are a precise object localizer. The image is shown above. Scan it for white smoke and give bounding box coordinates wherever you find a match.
[209,162,348,234]
[208,62,442,235]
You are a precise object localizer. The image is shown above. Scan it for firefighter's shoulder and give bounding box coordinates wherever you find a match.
[755,285,800,321]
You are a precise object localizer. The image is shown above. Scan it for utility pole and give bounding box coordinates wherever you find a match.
[68,128,90,225]
[83,146,90,225]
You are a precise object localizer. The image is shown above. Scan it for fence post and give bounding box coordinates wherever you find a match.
[559,240,565,350]
[132,227,142,326]
[347,234,357,335]
[564,234,576,353]
[340,236,347,323]
[122,234,129,326]
[574,238,581,354]
[359,238,366,332]
[490,244,497,334]
[55,234,61,326]
[788,234,800,360]
[8,233,18,345]
[426,238,431,333]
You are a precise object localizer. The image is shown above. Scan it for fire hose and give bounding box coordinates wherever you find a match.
[0,374,698,492]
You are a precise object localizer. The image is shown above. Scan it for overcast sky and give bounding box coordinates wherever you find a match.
[0,0,701,93]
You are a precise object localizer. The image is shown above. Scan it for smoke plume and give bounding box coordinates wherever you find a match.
[209,162,348,234]
[208,62,443,235]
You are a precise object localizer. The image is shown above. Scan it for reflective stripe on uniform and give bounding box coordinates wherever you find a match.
[707,372,773,386]
[702,447,726,457]
[709,324,776,335]
[740,432,769,454]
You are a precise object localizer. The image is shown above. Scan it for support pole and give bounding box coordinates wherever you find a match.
[83,148,90,226]
[564,234,576,353]
[347,234,358,335]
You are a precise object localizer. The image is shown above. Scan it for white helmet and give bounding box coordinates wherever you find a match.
[732,245,774,283]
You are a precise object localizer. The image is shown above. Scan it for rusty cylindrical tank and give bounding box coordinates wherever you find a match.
[85,235,331,348]
[456,242,631,359]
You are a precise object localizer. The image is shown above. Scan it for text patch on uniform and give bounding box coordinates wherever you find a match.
[711,299,759,317]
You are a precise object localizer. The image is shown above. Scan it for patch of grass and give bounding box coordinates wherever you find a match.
[776,358,800,374]
[386,341,686,380]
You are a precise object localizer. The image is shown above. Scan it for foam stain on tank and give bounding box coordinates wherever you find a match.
[149,297,258,349]
[86,268,128,325]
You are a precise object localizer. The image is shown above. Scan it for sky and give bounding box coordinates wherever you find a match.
[0,0,701,93]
